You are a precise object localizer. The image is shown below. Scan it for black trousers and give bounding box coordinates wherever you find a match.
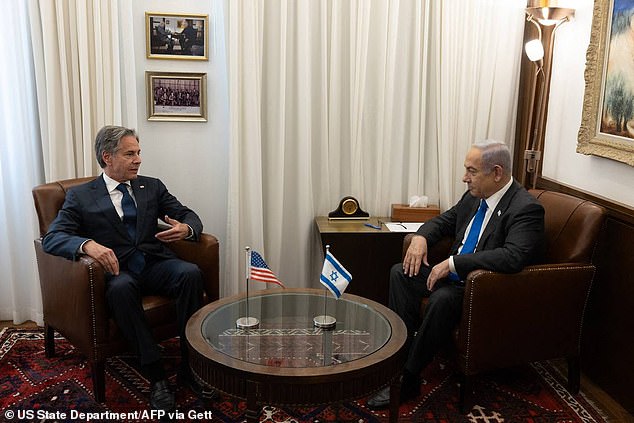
[105,257,203,367]
[388,263,464,376]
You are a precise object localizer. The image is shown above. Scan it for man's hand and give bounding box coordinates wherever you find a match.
[403,235,429,277]
[426,258,450,291]
[83,240,120,275]
[155,215,190,243]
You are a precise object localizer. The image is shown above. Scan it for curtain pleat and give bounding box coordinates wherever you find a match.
[0,2,44,324]
[28,0,136,182]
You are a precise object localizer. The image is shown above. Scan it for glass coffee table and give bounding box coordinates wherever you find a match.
[186,288,407,422]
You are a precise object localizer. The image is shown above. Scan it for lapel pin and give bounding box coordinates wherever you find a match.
[140,185,145,189]
[497,210,501,217]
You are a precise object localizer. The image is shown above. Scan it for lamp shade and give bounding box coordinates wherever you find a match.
[526,6,575,26]
[525,39,544,62]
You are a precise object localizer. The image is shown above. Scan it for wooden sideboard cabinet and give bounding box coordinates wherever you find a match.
[315,217,415,306]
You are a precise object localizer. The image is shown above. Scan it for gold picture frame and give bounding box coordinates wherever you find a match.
[145,12,209,60]
[578,0,634,166]
[146,71,207,122]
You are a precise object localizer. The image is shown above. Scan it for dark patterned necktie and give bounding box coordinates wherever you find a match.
[116,183,144,273]
[116,183,137,239]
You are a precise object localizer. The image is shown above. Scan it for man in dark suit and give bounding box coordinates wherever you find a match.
[368,140,545,409]
[179,19,197,55]
[156,19,174,52]
[42,125,210,412]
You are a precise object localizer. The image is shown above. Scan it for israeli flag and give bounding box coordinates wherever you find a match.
[320,251,352,298]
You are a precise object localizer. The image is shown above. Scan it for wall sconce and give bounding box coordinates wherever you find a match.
[522,3,574,188]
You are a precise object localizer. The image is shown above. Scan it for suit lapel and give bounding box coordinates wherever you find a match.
[478,181,520,248]
[91,176,130,240]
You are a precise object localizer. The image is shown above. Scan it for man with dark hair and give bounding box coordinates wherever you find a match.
[43,125,212,412]
[156,18,174,52]
[368,140,545,409]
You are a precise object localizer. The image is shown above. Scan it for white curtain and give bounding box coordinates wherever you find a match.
[433,1,526,206]
[0,2,44,324]
[0,0,137,325]
[28,0,137,181]
[226,0,525,296]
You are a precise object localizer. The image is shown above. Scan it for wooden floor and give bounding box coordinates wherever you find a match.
[2,321,633,421]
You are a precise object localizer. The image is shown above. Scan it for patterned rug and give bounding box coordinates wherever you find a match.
[0,327,607,422]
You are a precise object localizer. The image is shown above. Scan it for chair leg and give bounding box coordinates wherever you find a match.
[44,324,55,358]
[567,356,581,394]
[91,360,106,403]
[459,374,474,414]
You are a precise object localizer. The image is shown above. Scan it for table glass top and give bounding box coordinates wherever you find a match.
[200,291,391,368]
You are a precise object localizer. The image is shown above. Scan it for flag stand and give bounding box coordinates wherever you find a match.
[314,245,336,329]
[236,246,260,329]
[313,313,336,329]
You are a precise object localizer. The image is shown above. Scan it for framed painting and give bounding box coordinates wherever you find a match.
[578,0,634,166]
[146,71,207,122]
[145,12,209,60]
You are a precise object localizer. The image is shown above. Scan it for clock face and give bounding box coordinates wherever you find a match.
[342,198,359,215]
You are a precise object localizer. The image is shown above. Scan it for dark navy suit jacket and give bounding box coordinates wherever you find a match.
[42,175,202,265]
[417,180,545,280]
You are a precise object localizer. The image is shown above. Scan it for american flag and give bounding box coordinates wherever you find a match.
[250,250,285,287]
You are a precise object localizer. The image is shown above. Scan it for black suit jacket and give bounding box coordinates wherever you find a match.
[42,175,202,264]
[417,180,545,279]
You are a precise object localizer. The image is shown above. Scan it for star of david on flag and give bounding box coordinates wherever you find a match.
[320,251,352,298]
[250,250,285,287]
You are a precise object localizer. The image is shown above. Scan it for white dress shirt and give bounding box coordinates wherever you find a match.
[103,173,137,219]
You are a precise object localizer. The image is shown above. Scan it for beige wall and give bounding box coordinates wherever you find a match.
[131,1,230,246]
[543,0,634,207]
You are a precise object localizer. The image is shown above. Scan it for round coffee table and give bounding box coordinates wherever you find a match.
[186,288,407,422]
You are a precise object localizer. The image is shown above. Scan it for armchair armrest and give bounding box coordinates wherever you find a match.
[34,239,108,360]
[166,232,219,302]
[457,263,596,375]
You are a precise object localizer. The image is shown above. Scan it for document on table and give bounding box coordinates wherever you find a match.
[384,222,424,232]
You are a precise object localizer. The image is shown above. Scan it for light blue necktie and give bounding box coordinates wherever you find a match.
[449,199,488,281]
[116,183,145,274]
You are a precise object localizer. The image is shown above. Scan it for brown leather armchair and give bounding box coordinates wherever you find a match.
[32,177,219,402]
[403,189,606,411]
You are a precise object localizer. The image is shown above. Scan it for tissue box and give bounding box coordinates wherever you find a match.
[391,204,440,222]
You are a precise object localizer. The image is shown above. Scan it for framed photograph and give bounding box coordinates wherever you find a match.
[145,12,208,60]
[146,71,207,122]
[578,0,634,166]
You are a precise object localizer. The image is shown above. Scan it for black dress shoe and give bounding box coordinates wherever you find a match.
[177,369,218,400]
[367,373,421,410]
[366,386,390,409]
[150,379,175,412]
